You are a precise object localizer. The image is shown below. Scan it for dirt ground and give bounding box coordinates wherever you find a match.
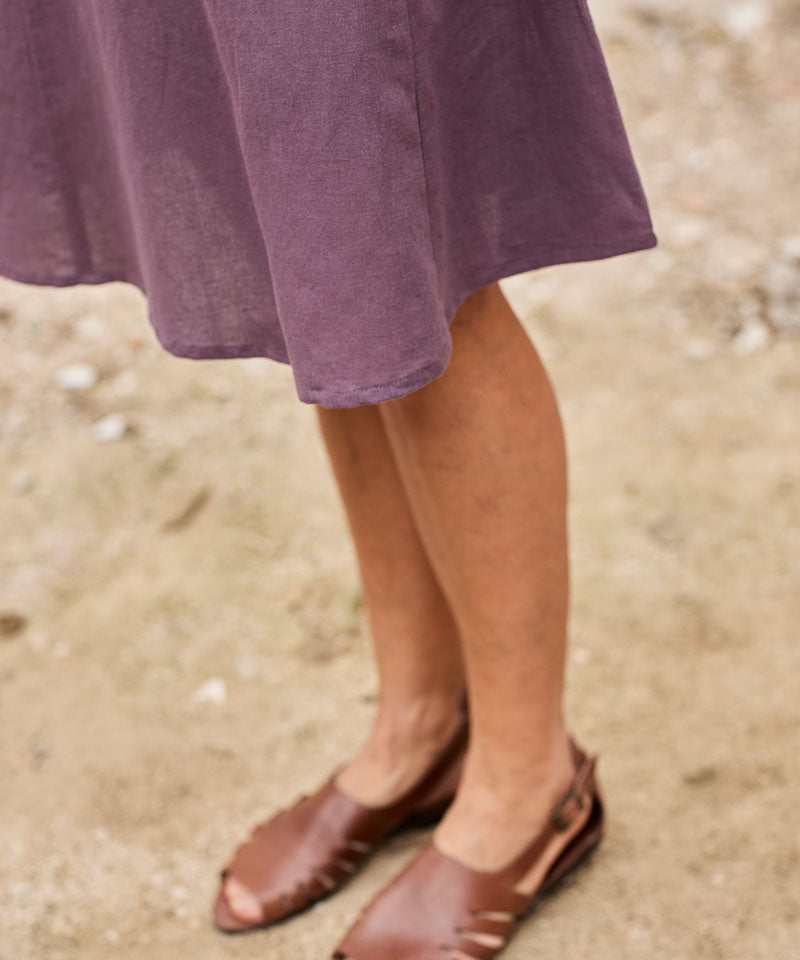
[1,2,799,958]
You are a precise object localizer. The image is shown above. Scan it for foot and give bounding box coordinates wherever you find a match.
[431,726,594,896]
[330,734,602,960]
[222,692,466,924]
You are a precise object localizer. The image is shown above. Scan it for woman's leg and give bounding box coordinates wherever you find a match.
[314,401,468,803]
[224,403,467,920]
[378,281,590,888]
[225,278,589,918]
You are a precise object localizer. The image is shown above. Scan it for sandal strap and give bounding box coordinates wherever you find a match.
[333,842,531,960]
[332,736,603,960]
[215,695,469,930]
[491,737,597,887]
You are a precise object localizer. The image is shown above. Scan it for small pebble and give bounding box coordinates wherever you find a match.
[683,766,718,786]
[75,313,105,340]
[191,677,227,705]
[9,470,35,494]
[668,215,709,248]
[628,924,653,942]
[235,654,258,679]
[730,319,770,354]
[778,234,800,260]
[31,738,49,770]
[93,413,130,442]
[764,236,800,333]
[719,1,770,40]
[56,362,99,390]
[683,337,716,360]
[0,612,27,638]
[242,357,272,377]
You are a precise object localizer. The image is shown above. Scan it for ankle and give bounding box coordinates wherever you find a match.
[371,688,466,749]
[336,690,466,806]
[460,725,575,803]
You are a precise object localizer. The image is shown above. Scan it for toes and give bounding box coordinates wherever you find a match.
[223,877,263,923]
[213,886,252,932]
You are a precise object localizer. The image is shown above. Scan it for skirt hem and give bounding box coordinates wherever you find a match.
[0,225,657,407]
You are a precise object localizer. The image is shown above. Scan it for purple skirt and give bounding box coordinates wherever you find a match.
[1,0,657,406]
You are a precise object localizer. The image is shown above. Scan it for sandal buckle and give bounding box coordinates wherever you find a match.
[549,787,585,831]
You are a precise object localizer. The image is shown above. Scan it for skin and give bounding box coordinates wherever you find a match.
[223,280,592,922]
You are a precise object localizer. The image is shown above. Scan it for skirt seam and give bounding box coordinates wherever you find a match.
[400,0,442,296]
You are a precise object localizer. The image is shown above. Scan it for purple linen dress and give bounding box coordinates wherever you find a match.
[0,0,657,407]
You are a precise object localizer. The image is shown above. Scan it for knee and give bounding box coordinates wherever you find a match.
[452,281,499,323]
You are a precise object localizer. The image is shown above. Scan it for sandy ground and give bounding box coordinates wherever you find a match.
[1,2,799,958]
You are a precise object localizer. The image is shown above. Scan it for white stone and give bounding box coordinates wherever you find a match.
[668,215,709,248]
[56,362,98,390]
[191,677,227,705]
[730,320,770,354]
[75,313,105,340]
[765,239,800,333]
[93,413,129,442]
[628,924,654,942]
[779,234,800,260]
[720,1,770,39]
[242,357,272,377]
[683,338,716,360]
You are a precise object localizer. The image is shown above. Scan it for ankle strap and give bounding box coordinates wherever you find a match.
[493,741,597,886]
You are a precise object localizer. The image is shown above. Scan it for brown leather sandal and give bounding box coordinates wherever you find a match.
[213,700,470,933]
[331,736,604,960]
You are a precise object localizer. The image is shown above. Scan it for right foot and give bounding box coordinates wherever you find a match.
[221,692,467,925]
